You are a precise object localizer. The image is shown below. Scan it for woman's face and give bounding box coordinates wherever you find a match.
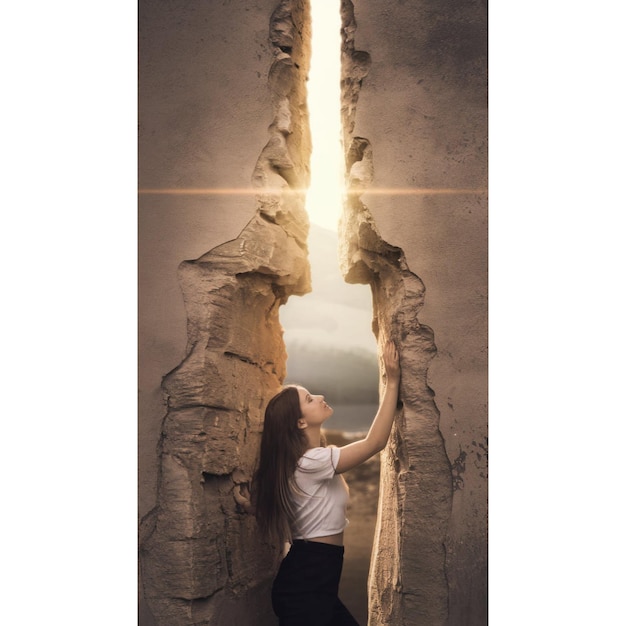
[296,386,334,427]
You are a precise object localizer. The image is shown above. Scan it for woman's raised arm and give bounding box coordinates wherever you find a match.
[335,338,401,474]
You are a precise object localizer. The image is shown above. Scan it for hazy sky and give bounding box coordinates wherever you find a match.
[280,224,377,356]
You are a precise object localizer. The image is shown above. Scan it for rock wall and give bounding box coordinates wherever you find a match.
[139,1,311,623]
[340,6,451,623]
[339,171,452,626]
[340,1,488,624]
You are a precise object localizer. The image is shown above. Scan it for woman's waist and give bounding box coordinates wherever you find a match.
[293,531,344,547]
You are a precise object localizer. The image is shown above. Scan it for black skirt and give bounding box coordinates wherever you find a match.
[271,540,360,626]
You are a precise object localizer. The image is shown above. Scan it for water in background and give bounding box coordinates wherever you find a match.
[325,403,378,437]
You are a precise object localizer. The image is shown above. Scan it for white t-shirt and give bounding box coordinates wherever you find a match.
[290,446,350,540]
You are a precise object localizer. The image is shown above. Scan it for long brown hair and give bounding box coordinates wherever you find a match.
[253,386,308,546]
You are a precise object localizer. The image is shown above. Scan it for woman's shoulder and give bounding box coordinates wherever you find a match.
[299,446,340,473]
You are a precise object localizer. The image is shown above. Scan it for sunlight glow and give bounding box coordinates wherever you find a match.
[306,0,343,231]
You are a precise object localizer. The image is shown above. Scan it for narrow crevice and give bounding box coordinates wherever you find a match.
[139,0,486,622]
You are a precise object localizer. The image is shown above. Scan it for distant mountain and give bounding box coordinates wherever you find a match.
[285,342,379,405]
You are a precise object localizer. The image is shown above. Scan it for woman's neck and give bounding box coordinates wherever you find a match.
[305,425,321,449]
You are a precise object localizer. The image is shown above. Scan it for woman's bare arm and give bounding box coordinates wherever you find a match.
[335,339,401,474]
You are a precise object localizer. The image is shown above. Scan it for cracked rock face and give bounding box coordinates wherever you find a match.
[139,0,487,623]
[139,2,311,624]
[339,1,487,624]
[339,1,490,623]
[339,156,452,625]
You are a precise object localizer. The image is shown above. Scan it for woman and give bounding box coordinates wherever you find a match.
[234,338,401,626]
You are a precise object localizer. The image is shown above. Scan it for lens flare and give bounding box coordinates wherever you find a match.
[138,187,487,196]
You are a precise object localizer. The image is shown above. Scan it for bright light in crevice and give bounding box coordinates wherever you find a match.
[281,0,377,393]
[307,0,343,231]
